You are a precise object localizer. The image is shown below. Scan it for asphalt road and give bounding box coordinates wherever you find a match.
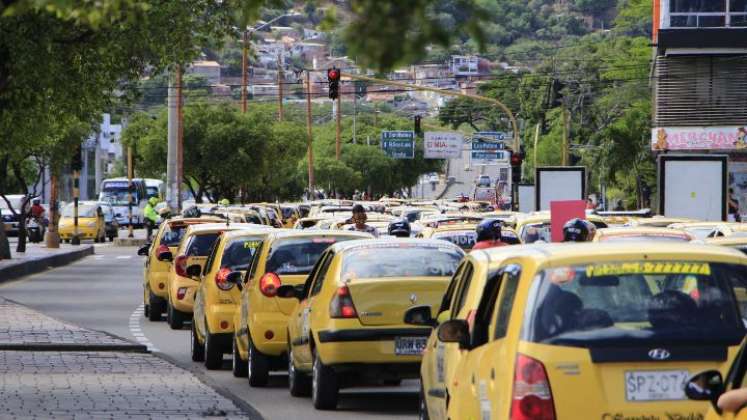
[0,245,419,420]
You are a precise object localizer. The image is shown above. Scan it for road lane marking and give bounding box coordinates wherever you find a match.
[116,255,132,259]
[128,304,159,352]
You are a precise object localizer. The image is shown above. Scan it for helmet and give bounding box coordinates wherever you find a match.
[562,218,596,242]
[219,198,230,206]
[476,218,502,242]
[388,219,411,238]
[182,206,201,218]
[148,197,158,206]
[32,198,41,205]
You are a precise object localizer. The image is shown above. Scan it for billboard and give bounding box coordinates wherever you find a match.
[535,167,586,211]
[424,132,463,159]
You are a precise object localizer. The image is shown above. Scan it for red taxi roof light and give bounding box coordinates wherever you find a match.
[215,267,234,291]
[330,286,357,319]
[510,353,555,420]
[174,255,188,277]
[259,272,281,297]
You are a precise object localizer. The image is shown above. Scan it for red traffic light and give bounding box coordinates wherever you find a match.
[327,68,340,81]
[510,153,523,166]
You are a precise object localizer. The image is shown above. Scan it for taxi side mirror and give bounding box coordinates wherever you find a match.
[685,370,724,411]
[404,305,436,327]
[437,319,470,350]
[226,271,243,291]
[277,284,303,300]
[157,250,173,262]
[185,264,202,278]
[137,245,150,256]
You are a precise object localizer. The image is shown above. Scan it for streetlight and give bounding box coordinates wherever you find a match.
[241,12,301,113]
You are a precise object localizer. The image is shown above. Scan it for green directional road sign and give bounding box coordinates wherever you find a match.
[381,131,415,159]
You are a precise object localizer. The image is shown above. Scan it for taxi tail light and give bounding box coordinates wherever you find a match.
[510,353,556,420]
[329,286,357,319]
[156,244,169,255]
[215,267,234,291]
[259,272,281,297]
[176,287,188,300]
[174,255,188,277]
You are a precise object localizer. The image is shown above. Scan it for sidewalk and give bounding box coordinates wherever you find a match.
[0,240,94,284]
[0,298,251,419]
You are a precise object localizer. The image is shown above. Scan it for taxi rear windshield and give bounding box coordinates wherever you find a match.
[432,231,477,250]
[266,236,357,275]
[160,225,187,247]
[220,237,263,271]
[341,245,463,279]
[185,233,220,256]
[521,261,747,348]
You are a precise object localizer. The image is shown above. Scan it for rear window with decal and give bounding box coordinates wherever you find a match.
[341,243,464,279]
[220,236,264,271]
[521,261,747,347]
[432,230,477,250]
[266,236,361,275]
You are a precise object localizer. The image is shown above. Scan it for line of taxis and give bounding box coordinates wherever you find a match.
[136,201,747,419]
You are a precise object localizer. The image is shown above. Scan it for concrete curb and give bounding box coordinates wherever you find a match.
[0,245,94,284]
[0,343,149,352]
[113,238,148,247]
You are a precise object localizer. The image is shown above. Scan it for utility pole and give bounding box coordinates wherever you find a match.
[277,54,284,121]
[533,123,540,170]
[71,169,80,245]
[166,70,178,210]
[305,71,315,197]
[242,30,249,113]
[352,92,357,144]
[336,94,342,160]
[45,173,59,248]
[127,146,134,238]
[562,108,570,166]
[176,65,183,211]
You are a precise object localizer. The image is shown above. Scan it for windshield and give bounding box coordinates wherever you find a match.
[146,187,159,198]
[522,261,746,348]
[220,236,264,271]
[185,233,220,256]
[433,230,477,250]
[160,224,188,247]
[342,244,463,279]
[266,236,360,275]
[61,204,98,218]
[99,187,134,206]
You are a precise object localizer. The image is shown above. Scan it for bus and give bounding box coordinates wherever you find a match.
[144,179,165,200]
[98,178,147,227]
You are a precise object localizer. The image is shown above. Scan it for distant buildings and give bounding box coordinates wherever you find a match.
[186,60,221,85]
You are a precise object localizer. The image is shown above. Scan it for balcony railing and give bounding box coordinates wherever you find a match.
[669,12,747,27]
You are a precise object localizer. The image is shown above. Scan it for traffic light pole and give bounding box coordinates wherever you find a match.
[71,170,80,245]
[305,71,315,198]
[336,94,341,160]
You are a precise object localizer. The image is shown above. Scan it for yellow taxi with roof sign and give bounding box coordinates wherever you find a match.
[630,215,698,228]
[669,222,739,241]
[162,223,257,330]
[278,238,464,409]
[232,230,373,387]
[138,216,222,322]
[593,227,695,243]
[514,213,608,244]
[190,227,274,370]
[442,242,747,420]
[413,246,519,420]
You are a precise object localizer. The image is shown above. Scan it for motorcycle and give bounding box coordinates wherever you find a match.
[27,216,46,243]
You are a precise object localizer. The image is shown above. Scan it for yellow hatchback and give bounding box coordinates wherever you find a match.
[58,201,106,243]
[279,239,464,410]
[440,243,747,420]
[233,230,373,387]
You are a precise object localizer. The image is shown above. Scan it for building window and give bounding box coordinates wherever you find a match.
[669,0,747,27]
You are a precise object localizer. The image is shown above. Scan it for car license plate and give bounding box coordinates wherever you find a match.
[625,370,690,401]
[394,336,427,356]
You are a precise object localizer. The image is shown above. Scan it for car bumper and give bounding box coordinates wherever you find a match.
[249,311,290,356]
[205,303,238,335]
[315,327,432,365]
[170,284,197,313]
[148,271,170,299]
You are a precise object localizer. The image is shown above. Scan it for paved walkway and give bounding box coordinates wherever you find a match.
[0,298,251,419]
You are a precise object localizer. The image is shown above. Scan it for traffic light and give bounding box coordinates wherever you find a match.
[414,115,422,135]
[327,67,340,100]
[71,143,83,172]
[510,151,523,184]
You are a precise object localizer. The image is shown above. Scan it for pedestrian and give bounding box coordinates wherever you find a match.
[143,197,159,241]
[472,219,508,250]
[346,204,378,237]
[729,188,741,222]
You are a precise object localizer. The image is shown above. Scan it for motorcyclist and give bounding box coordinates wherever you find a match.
[219,198,230,206]
[143,197,159,241]
[387,219,411,238]
[472,219,507,250]
[562,218,597,242]
[30,198,45,220]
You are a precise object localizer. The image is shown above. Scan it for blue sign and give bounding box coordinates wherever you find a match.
[381,131,415,159]
[471,139,510,165]
[475,131,511,141]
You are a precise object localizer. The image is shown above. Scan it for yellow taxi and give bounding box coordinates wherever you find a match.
[513,212,608,243]
[413,247,520,420]
[670,222,738,241]
[593,227,695,243]
[685,338,747,420]
[280,204,302,228]
[138,216,222,322]
[440,242,747,420]
[278,238,465,409]
[418,224,479,251]
[58,201,106,243]
[706,236,747,255]
[233,230,373,387]
[630,215,698,228]
[162,223,257,330]
[191,227,274,370]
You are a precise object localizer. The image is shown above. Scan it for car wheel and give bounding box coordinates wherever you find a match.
[148,292,163,322]
[288,343,311,397]
[143,303,150,318]
[232,338,248,378]
[419,382,430,420]
[204,328,223,370]
[312,349,338,410]
[190,322,205,362]
[247,335,270,387]
[108,235,114,242]
[167,302,184,330]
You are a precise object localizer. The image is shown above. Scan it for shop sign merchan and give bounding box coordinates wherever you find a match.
[652,127,747,151]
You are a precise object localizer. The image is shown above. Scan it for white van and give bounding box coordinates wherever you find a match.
[98,178,147,227]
